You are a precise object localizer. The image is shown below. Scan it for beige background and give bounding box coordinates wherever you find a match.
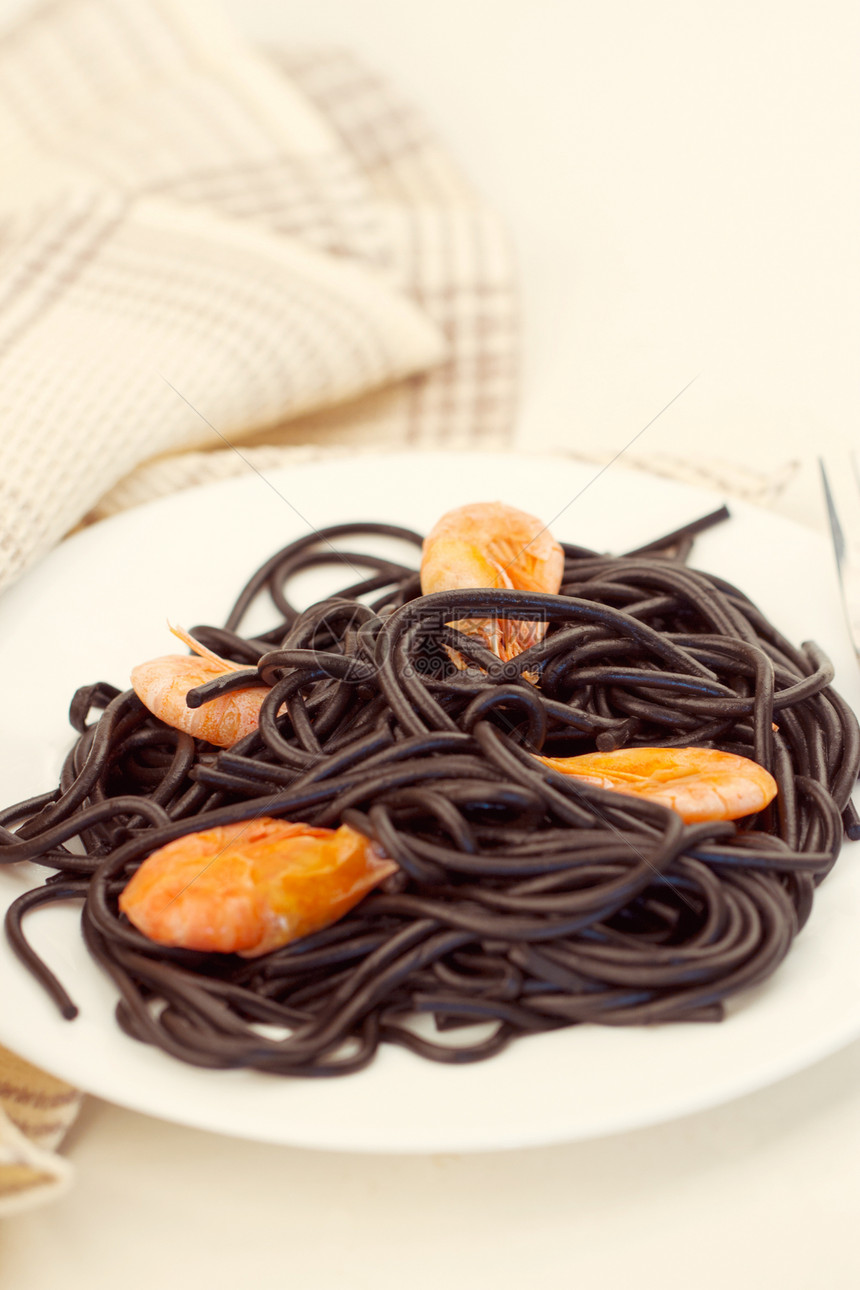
[226,0,860,531]
[2,1,860,1286]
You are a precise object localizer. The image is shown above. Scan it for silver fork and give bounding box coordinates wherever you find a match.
[819,453,860,661]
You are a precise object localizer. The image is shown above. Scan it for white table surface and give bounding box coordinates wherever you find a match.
[3,1,860,1285]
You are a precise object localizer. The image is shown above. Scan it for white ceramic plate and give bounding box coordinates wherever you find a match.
[1,451,858,1153]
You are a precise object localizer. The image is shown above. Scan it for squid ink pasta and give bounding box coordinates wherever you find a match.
[2,505,859,1077]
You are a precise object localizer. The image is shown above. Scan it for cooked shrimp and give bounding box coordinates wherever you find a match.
[535,746,778,824]
[420,501,564,663]
[131,624,267,747]
[119,817,397,957]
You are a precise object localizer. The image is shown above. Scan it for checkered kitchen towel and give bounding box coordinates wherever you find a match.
[0,0,517,1211]
[0,0,518,572]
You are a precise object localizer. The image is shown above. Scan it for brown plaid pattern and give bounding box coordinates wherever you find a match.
[89,37,517,517]
[0,1050,77,1214]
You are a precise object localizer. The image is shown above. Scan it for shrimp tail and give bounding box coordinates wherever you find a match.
[167,622,244,673]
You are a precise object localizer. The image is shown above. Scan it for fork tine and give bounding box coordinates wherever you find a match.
[820,459,846,568]
[820,454,860,659]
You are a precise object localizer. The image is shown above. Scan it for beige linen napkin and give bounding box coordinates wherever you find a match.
[0,0,519,589]
[0,0,518,1213]
[0,1053,79,1214]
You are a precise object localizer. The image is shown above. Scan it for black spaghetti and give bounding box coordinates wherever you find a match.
[3,507,858,1076]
